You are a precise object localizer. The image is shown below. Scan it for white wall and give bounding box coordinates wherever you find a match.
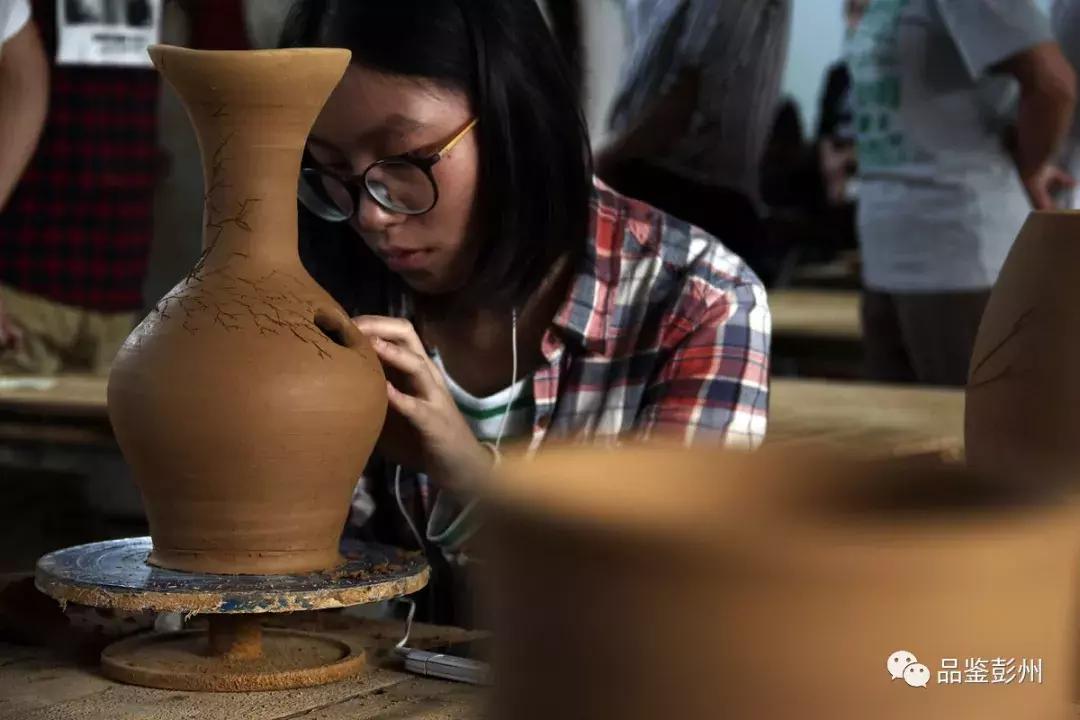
[781,0,846,136]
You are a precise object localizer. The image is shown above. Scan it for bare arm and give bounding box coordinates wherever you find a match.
[997,40,1077,209]
[0,18,48,211]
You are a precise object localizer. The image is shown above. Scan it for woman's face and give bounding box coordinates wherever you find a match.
[309,65,480,296]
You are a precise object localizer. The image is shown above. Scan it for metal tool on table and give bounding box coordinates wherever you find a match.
[400,646,491,685]
[35,537,428,692]
[392,598,492,685]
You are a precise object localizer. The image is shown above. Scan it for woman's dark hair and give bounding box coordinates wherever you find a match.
[281,0,593,314]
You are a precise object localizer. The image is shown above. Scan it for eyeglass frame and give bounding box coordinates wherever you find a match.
[300,117,478,219]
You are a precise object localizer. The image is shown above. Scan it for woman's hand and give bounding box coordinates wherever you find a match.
[352,315,494,490]
[0,296,22,350]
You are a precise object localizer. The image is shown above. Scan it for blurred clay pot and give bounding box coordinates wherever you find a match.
[967,211,1080,487]
[107,46,386,575]
[478,445,1080,720]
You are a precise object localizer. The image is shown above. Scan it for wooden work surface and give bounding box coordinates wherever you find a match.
[5,642,1080,720]
[3,586,1078,719]
[767,378,965,459]
[787,253,861,290]
[0,376,113,450]
[769,288,861,341]
[0,374,965,458]
[0,605,483,720]
[0,376,108,417]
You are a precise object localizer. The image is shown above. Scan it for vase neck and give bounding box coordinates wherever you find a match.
[149,46,351,271]
[196,124,302,268]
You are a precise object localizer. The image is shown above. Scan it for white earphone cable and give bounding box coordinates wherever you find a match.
[493,307,518,452]
[394,464,425,552]
[394,308,518,646]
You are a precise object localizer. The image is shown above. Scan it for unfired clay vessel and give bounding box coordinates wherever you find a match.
[107,45,387,575]
[479,446,1080,719]
[967,211,1080,488]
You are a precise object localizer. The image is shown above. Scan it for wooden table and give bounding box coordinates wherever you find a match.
[768,378,965,459]
[4,585,1079,718]
[787,252,861,290]
[769,289,861,341]
[0,376,108,415]
[768,289,863,378]
[0,375,966,459]
[0,376,112,449]
[0,613,481,720]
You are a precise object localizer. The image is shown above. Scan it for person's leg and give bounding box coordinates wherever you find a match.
[860,289,916,383]
[892,290,991,387]
[0,285,79,375]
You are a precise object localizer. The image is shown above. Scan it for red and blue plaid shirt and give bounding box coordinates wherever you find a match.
[528,178,770,448]
[0,0,159,312]
[357,179,771,551]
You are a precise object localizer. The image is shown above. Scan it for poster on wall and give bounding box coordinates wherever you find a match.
[55,0,162,67]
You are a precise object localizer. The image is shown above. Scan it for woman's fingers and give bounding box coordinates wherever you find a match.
[371,336,441,400]
[352,315,427,357]
[385,380,424,422]
[352,315,448,391]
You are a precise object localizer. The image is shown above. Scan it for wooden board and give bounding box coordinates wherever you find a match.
[769,289,862,341]
[768,378,965,459]
[0,375,964,459]
[0,592,484,720]
[0,640,480,720]
[788,253,861,289]
[0,376,108,417]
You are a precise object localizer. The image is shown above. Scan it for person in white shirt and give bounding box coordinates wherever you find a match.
[849,0,1076,386]
[0,0,46,210]
[0,0,47,348]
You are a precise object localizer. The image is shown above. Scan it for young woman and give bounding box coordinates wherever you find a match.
[283,0,770,623]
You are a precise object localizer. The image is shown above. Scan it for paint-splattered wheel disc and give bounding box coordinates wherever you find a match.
[34,537,426,692]
[35,536,428,614]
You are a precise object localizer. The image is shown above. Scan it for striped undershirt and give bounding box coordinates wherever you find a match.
[431,352,533,445]
[424,353,534,552]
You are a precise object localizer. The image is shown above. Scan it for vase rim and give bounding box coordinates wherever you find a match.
[148,44,351,63]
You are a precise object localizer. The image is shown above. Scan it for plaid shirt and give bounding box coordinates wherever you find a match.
[358,179,771,551]
[0,0,158,312]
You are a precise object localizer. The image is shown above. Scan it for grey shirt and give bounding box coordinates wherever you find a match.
[849,0,1050,292]
[608,0,791,205]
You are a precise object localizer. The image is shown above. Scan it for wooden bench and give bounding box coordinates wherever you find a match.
[0,375,964,460]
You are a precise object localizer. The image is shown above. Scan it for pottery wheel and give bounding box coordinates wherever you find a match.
[35,537,429,692]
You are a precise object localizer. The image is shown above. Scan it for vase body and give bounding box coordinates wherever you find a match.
[107,45,387,575]
[967,211,1080,487]
[479,446,1080,720]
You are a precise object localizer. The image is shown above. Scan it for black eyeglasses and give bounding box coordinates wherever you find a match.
[298,118,477,220]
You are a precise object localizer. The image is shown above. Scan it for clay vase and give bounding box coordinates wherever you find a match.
[107,45,387,575]
[967,211,1080,488]
[478,446,1080,720]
